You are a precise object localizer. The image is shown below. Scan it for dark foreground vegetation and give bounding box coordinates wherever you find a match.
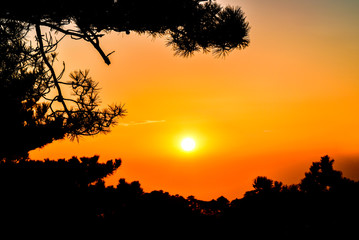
[1,155,358,238]
[1,3,358,238]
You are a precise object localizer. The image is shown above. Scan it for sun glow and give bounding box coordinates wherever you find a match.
[181,138,196,151]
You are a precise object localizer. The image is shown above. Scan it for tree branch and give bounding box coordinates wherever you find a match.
[35,24,71,119]
[39,22,87,39]
[81,28,111,65]
[39,22,111,65]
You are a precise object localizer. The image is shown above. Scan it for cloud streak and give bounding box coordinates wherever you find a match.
[118,120,166,127]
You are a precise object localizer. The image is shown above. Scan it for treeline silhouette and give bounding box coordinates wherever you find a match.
[0,155,358,237]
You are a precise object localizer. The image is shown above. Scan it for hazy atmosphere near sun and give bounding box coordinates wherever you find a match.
[30,0,359,200]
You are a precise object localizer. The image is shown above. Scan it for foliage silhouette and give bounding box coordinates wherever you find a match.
[4,2,357,237]
[228,155,359,238]
[300,155,348,193]
[0,156,121,233]
[1,1,249,159]
[0,20,125,160]
[1,155,358,237]
[1,0,250,63]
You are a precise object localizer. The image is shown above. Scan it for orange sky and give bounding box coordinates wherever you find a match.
[30,0,359,200]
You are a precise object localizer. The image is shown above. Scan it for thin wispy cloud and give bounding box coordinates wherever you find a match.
[118,120,166,127]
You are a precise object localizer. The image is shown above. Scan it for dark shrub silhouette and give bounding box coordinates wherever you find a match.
[226,156,359,238]
[300,155,349,193]
[0,156,121,234]
[1,155,357,237]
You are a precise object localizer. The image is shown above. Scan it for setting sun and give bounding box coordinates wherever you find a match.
[181,138,196,151]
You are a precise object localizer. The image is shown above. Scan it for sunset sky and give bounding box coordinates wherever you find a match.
[30,0,359,200]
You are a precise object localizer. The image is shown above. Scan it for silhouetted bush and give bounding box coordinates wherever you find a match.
[0,155,358,237]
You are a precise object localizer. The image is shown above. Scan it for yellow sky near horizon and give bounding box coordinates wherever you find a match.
[30,0,359,200]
